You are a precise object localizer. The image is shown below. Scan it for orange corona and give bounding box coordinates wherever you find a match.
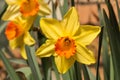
[5,21,24,40]
[20,0,39,17]
[55,37,76,58]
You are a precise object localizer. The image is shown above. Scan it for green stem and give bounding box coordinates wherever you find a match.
[25,45,42,80]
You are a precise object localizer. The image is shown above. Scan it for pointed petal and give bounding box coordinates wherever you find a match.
[61,7,80,36]
[9,36,23,49]
[23,32,35,46]
[38,0,51,16]
[20,45,27,59]
[55,56,75,74]
[74,25,101,45]
[5,0,22,5]
[40,18,64,40]
[2,5,21,21]
[75,43,96,65]
[36,40,54,57]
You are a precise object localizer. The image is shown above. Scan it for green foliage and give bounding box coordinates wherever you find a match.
[102,0,120,80]
[0,49,20,80]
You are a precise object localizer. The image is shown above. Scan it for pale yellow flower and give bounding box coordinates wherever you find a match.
[36,7,101,74]
[5,16,35,59]
[2,0,51,20]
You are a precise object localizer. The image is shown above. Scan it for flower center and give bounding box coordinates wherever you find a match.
[55,37,76,58]
[5,21,24,40]
[20,0,39,17]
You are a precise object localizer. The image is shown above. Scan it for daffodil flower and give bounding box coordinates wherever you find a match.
[36,7,101,74]
[5,16,35,59]
[2,0,51,20]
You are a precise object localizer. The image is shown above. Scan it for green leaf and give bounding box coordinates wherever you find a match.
[102,29,110,80]
[47,68,52,80]
[62,65,76,80]
[16,67,33,80]
[9,58,27,65]
[51,57,61,80]
[25,45,42,80]
[110,54,114,80]
[82,64,90,80]
[74,62,82,80]
[103,9,120,80]
[105,0,119,33]
[86,67,96,80]
[41,57,52,80]
[60,0,68,17]
[62,71,71,80]
[0,49,20,80]
[97,2,110,80]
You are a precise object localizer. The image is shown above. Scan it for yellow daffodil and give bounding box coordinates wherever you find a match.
[36,7,101,74]
[5,16,35,59]
[2,0,51,20]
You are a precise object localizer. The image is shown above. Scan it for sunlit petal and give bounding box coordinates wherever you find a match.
[5,0,22,5]
[40,18,64,40]
[20,45,27,59]
[23,32,35,46]
[74,25,101,45]
[36,40,55,57]
[2,5,21,21]
[61,7,80,36]
[55,56,75,74]
[38,0,51,16]
[75,43,96,64]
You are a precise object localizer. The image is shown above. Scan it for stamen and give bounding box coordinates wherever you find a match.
[55,37,76,58]
[5,21,24,40]
[20,0,39,17]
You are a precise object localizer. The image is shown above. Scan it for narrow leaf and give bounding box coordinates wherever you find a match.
[82,64,90,80]
[74,62,82,80]
[25,45,42,80]
[103,9,120,80]
[9,58,27,65]
[16,67,33,80]
[0,49,20,80]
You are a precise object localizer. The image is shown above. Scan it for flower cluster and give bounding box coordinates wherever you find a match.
[2,0,101,74]
[2,0,51,59]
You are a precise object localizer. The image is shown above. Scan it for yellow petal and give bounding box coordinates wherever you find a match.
[40,18,64,40]
[23,32,35,46]
[9,36,23,49]
[75,43,96,65]
[5,0,22,5]
[16,16,35,30]
[2,5,21,21]
[38,0,51,16]
[20,45,27,59]
[55,56,75,74]
[61,7,80,36]
[36,40,54,57]
[74,25,101,45]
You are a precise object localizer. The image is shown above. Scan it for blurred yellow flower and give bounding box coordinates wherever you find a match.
[5,16,35,59]
[2,0,51,20]
[36,7,101,74]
